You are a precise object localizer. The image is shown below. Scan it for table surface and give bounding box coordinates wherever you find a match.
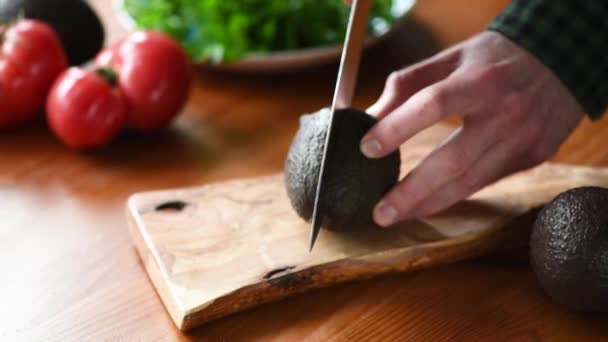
[2,0,608,340]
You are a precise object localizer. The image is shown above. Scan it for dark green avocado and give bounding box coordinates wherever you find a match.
[531,186,608,312]
[284,108,401,231]
[0,0,105,65]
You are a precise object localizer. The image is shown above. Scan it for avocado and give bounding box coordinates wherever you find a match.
[285,108,401,231]
[531,186,608,312]
[0,0,105,65]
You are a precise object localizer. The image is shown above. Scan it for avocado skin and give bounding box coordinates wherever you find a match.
[531,186,608,312]
[0,0,105,65]
[285,108,401,231]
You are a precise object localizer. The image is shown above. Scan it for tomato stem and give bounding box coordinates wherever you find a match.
[95,67,118,87]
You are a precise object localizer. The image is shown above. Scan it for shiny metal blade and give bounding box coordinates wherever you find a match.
[309,0,372,252]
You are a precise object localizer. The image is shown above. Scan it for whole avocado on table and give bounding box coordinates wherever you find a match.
[0,0,105,65]
[284,108,401,231]
[531,186,608,312]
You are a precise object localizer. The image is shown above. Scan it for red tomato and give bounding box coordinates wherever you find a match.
[0,19,68,128]
[96,31,191,132]
[46,67,129,150]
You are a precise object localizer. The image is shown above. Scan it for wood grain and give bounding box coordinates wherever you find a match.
[1,0,607,340]
[127,123,608,330]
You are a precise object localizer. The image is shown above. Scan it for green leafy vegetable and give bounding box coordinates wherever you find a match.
[122,0,398,63]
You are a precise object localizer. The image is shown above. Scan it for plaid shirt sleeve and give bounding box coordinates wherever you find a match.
[487,0,608,119]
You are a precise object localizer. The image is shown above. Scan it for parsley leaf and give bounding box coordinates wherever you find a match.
[123,0,397,63]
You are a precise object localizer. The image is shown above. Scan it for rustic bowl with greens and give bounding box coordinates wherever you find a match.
[115,0,416,72]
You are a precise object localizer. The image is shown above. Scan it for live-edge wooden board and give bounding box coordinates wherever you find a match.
[126,124,608,331]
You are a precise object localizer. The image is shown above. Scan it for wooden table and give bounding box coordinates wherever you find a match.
[2,0,607,340]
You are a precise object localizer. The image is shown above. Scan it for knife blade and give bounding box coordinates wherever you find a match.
[309,0,372,251]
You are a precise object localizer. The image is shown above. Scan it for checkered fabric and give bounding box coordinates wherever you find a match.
[487,0,608,119]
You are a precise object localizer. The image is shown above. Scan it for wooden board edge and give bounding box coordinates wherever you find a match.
[125,160,608,330]
[178,211,534,331]
[126,196,188,330]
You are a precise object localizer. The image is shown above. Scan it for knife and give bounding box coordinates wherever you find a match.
[309,0,372,251]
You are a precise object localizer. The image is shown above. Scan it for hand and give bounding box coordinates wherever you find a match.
[361,31,584,227]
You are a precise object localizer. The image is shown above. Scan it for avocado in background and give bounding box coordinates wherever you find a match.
[531,186,608,312]
[0,0,105,65]
[285,108,401,231]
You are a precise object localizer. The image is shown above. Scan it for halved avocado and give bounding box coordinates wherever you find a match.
[0,0,105,65]
[285,108,401,231]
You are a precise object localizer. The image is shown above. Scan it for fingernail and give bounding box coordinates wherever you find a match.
[366,103,380,116]
[361,136,382,158]
[375,202,398,227]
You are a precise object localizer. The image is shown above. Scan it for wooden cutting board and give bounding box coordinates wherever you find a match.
[126,123,608,331]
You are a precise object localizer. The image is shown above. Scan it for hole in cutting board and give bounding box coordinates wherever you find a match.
[155,201,188,212]
[264,266,296,280]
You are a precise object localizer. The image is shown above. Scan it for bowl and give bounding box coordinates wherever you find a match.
[114,0,416,73]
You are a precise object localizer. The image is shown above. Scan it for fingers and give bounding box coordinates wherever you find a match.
[367,48,461,119]
[363,29,580,227]
[372,120,498,226]
[361,74,477,159]
[411,134,531,217]
[372,94,544,227]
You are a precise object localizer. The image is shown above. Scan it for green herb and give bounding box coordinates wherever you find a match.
[122,0,397,63]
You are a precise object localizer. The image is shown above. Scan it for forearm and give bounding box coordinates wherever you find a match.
[487,0,608,119]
